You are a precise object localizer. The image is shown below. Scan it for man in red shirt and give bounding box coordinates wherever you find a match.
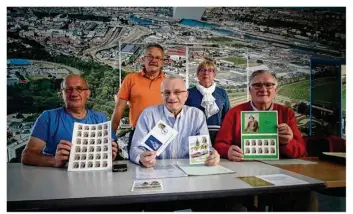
[214,70,307,161]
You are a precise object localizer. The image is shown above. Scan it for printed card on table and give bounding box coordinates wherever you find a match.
[131,180,163,192]
[241,111,279,160]
[68,121,112,171]
[237,176,274,187]
[189,135,210,164]
[141,120,178,156]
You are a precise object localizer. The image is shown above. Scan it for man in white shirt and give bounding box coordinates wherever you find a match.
[129,75,220,167]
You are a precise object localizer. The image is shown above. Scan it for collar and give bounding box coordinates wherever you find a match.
[140,69,165,80]
[250,101,274,111]
[64,107,88,120]
[163,105,184,119]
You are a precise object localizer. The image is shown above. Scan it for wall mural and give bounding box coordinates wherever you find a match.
[7,7,346,161]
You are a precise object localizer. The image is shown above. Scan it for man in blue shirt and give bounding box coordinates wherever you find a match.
[130,75,220,168]
[21,74,118,167]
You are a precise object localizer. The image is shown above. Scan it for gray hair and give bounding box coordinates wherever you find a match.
[249,70,278,86]
[161,75,186,90]
[146,43,164,55]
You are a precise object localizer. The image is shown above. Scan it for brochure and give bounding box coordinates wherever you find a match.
[141,120,178,156]
[189,135,210,164]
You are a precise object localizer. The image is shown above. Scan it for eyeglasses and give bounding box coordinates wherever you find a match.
[199,68,215,73]
[62,87,89,93]
[251,82,276,89]
[144,55,164,61]
[161,90,187,97]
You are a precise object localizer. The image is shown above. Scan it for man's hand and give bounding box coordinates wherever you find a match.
[278,123,293,145]
[54,140,72,168]
[227,145,243,162]
[112,141,118,160]
[140,151,157,168]
[205,150,220,166]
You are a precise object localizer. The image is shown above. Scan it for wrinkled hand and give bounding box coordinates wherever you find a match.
[205,150,220,166]
[140,151,157,168]
[54,140,72,168]
[228,145,243,162]
[112,141,118,160]
[278,123,293,145]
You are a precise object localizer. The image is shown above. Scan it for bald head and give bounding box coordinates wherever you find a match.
[160,75,188,116]
[161,75,186,91]
[61,74,91,111]
[61,74,89,90]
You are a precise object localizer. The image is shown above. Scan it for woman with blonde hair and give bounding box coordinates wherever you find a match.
[185,60,230,144]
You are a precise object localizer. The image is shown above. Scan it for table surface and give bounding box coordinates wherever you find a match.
[272,157,346,188]
[7,159,325,209]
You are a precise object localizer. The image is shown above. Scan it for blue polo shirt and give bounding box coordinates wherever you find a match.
[31,107,117,156]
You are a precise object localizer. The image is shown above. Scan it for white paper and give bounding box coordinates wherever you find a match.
[322,152,346,158]
[189,135,210,165]
[68,121,112,171]
[141,120,178,156]
[257,174,308,186]
[177,162,235,176]
[135,164,187,180]
[260,159,318,165]
[131,179,163,192]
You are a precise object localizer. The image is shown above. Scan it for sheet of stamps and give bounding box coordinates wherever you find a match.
[189,135,210,164]
[241,111,279,160]
[68,121,112,171]
[131,180,163,192]
[141,120,178,156]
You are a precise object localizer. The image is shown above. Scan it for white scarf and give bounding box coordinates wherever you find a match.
[196,82,219,118]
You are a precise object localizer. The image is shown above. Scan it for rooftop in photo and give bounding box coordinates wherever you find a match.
[7,59,31,65]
